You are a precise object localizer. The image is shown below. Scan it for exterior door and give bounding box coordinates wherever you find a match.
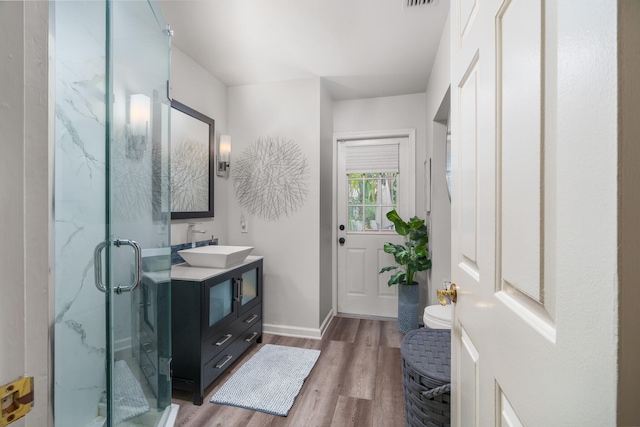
[450,1,619,425]
[336,131,415,318]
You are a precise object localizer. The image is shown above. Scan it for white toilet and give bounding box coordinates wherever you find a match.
[423,304,452,329]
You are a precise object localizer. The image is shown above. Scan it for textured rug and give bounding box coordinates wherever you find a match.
[113,360,150,423]
[210,344,321,416]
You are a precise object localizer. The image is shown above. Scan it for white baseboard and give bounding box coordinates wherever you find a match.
[264,309,334,340]
[113,337,131,353]
[263,323,322,339]
[319,309,334,337]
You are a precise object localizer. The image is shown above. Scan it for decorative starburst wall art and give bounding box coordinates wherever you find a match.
[233,136,310,221]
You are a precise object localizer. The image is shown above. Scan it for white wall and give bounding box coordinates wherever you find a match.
[318,81,334,326]
[333,93,428,309]
[424,16,452,306]
[228,78,323,337]
[169,47,230,246]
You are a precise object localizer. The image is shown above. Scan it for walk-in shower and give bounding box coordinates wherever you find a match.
[53,1,175,425]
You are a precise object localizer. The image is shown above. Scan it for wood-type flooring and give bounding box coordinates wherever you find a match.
[171,315,406,427]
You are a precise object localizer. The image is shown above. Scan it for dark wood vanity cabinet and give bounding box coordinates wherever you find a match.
[171,257,263,405]
[132,274,172,408]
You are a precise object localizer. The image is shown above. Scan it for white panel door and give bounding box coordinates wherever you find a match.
[450,1,618,425]
[0,0,27,419]
[336,132,415,318]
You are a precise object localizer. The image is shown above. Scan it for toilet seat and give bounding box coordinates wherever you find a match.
[423,304,452,329]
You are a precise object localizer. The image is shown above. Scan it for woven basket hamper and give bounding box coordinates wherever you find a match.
[400,328,451,427]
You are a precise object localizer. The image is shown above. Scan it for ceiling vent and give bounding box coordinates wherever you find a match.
[406,0,433,7]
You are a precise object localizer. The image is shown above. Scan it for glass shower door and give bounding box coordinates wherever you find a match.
[106,1,172,425]
[53,1,171,426]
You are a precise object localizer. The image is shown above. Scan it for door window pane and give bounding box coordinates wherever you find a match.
[365,179,378,204]
[365,206,381,230]
[349,206,364,231]
[381,206,396,230]
[348,179,363,204]
[380,174,397,205]
[347,172,397,232]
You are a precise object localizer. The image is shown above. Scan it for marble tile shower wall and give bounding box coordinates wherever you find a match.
[53,3,108,426]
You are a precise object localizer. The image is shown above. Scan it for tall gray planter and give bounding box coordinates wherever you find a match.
[398,282,419,334]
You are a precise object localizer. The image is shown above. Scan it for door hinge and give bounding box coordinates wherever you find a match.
[159,357,172,382]
[1,377,34,426]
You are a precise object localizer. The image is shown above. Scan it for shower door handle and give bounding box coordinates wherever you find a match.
[114,238,142,294]
[94,241,108,293]
[93,239,142,294]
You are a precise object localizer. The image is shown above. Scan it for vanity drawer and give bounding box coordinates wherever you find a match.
[238,320,262,346]
[202,304,262,362]
[138,348,158,397]
[202,321,262,389]
[202,328,237,362]
[237,304,262,332]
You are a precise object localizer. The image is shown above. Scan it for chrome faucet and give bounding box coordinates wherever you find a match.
[188,222,206,248]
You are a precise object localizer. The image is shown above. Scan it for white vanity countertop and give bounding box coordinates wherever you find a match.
[142,270,171,284]
[171,255,263,282]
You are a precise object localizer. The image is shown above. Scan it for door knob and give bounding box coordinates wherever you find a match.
[437,283,457,305]
[339,237,345,245]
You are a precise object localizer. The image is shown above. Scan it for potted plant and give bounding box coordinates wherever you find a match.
[379,209,432,333]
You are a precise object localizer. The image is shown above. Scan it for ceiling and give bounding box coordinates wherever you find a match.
[159,0,449,101]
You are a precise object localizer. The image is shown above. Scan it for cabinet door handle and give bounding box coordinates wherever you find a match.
[244,332,259,342]
[244,314,258,324]
[234,278,244,302]
[215,334,232,346]
[215,355,233,369]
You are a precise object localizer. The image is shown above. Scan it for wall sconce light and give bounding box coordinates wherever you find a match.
[217,134,231,177]
[127,93,150,161]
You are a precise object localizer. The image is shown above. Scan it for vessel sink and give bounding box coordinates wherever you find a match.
[178,245,254,269]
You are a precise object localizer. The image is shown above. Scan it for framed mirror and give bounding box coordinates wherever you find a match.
[170,100,215,219]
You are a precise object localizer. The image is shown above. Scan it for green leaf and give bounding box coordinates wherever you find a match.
[379,265,398,274]
[407,216,425,229]
[388,271,405,286]
[386,210,409,236]
[414,246,428,257]
[394,250,409,265]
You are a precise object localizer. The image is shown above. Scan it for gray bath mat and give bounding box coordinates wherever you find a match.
[112,360,150,424]
[210,344,320,416]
